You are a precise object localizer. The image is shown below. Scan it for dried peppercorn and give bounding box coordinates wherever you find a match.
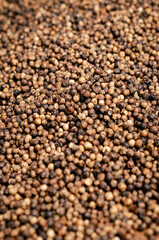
[0,0,159,239]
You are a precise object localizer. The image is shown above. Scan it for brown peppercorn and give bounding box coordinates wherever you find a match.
[85,178,93,186]
[118,182,127,192]
[129,139,135,147]
[84,142,93,150]
[35,118,42,125]
[0,1,158,239]
[79,77,86,84]
[105,192,114,201]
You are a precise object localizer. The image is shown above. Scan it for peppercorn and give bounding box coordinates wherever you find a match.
[0,0,158,239]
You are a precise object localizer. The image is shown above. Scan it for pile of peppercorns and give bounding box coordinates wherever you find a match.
[0,0,159,239]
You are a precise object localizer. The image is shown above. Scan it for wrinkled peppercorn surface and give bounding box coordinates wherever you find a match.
[0,0,159,239]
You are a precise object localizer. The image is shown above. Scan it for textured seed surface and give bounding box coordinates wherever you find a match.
[0,0,159,240]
